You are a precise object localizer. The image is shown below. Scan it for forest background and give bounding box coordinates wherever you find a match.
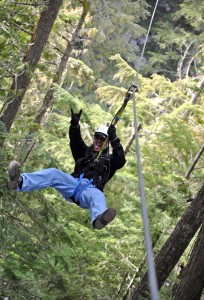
[0,0,203,299]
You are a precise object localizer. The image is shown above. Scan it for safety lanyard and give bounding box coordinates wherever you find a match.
[72,173,94,199]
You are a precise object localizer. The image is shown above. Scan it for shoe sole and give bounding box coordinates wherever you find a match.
[8,161,20,181]
[94,208,116,230]
[7,180,19,189]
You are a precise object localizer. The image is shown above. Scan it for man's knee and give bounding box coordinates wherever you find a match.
[47,168,62,179]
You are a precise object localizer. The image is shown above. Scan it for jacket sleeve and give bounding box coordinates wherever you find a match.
[69,125,88,162]
[108,137,126,180]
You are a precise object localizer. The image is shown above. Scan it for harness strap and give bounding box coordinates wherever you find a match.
[79,177,94,194]
[70,173,93,205]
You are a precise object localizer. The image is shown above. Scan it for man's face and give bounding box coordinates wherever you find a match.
[93,134,107,152]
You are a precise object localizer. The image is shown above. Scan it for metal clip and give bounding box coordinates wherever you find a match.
[131,82,139,92]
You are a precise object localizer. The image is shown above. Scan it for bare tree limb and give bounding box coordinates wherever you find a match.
[186,48,204,79]
[185,144,204,179]
[177,40,196,80]
[191,77,204,105]
[124,123,142,155]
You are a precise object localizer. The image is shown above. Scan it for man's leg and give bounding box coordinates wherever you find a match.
[8,161,77,201]
[8,161,116,229]
[79,182,116,230]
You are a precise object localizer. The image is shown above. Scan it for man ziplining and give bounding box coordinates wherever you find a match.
[7,109,126,230]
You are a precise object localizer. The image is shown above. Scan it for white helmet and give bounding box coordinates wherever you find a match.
[95,125,108,139]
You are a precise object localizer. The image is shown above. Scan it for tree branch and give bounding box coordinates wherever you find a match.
[124,123,142,156]
[177,40,196,80]
[185,144,204,179]
[191,77,204,105]
[186,48,204,79]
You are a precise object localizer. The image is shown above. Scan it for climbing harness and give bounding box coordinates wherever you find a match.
[70,173,93,205]
[71,148,110,191]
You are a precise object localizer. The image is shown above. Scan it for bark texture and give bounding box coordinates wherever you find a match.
[173,224,204,300]
[132,183,204,299]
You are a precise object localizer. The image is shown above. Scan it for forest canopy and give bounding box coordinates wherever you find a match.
[0,0,203,299]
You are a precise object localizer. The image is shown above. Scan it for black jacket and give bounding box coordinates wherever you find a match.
[69,125,126,191]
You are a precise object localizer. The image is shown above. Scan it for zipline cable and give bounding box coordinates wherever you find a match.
[93,2,160,298]
[95,3,160,297]
[132,0,160,299]
[135,0,159,83]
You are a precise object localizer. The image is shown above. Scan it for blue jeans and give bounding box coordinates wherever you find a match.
[17,168,107,224]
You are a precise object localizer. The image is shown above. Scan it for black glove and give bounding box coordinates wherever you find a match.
[70,109,82,127]
[108,124,117,141]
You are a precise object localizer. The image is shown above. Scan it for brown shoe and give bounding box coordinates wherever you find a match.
[7,161,22,189]
[93,208,116,230]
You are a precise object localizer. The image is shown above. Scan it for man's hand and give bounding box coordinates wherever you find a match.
[108,124,117,141]
[70,109,82,127]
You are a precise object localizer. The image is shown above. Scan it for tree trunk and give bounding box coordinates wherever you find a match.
[0,0,63,133]
[132,183,204,299]
[34,0,89,124]
[173,224,204,300]
[20,2,89,164]
[185,144,204,179]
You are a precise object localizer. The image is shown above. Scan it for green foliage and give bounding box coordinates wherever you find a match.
[0,0,204,299]
[82,0,149,76]
[140,0,204,80]
[110,53,136,86]
[174,0,204,32]
[66,58,96,90]
[0,0,40,97]
[96,84,127,111]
